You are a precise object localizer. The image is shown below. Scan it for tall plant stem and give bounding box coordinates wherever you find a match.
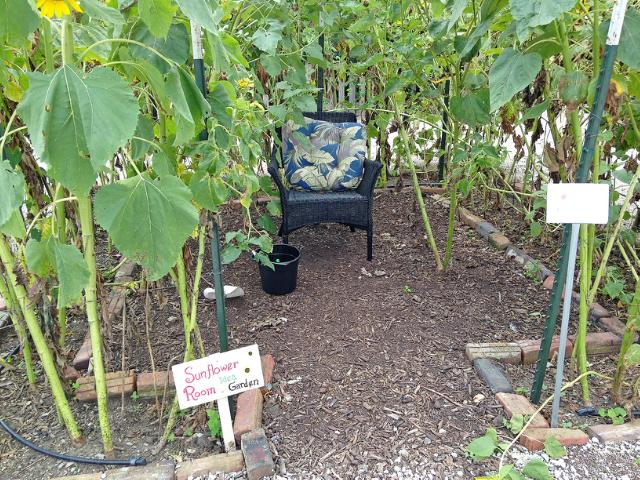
[612,280,640,403]
[0,235,81,441]
[392,101,443,271]
[588,163,640,305]
[188,224,206,358]
[443,185,457,270]
[41,20,55,73]
[77,196,112,455]
[53,184,68,347]
[576,224,591,402]
[592,0,601,74]
[0,273,35,386]
[175,254,193,360]
[556,17,583,154]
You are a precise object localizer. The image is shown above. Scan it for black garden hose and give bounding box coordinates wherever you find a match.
[0,418,147,466]
[0,347,146,467]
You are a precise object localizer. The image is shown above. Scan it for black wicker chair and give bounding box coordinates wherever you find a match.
[267,111,382,261]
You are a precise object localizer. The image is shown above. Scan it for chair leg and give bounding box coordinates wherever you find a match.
[349,225,355,233]
[282,234,289,244]
[367,227,373,261]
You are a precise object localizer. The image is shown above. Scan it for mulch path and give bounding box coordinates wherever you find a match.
[0,189,620,479]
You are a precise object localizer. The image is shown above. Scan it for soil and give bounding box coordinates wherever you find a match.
[0,190,637,479]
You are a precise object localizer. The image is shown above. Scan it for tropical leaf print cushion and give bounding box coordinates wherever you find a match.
[282,117,366,191]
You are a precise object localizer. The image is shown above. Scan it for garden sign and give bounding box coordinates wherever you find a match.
[172,344,264,450]
[546,183,609,427]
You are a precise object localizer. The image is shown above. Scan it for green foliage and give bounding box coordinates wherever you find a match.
[94,175,199,281]
[503,414,525,434]
[0,160,25,228]
[489,49,542,112]
[521,458,552,479]
[138,0,175,38]
[0,0,40,45]
[543,436,567,459]
[206,409,222,438]
[175,0,222,34]
[509,0,577,40]
[465,428,502,460]
[598,406,627,425]
[18,66,139,194]
[25,237,90,307]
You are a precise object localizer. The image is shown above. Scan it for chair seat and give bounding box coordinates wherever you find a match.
[287,190,367,205]
[286,189,369,229]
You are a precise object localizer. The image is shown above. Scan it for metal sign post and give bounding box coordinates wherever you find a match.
[531,0,629,403]
[546,184,609,425]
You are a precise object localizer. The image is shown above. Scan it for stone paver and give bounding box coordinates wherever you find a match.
[465,342,521,364]
[473,358,513,394]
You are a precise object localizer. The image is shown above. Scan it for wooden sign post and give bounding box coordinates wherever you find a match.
[172,344,264,451]
[546,183,609,426]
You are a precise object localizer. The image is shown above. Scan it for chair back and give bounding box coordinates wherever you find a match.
[275,111,358,167]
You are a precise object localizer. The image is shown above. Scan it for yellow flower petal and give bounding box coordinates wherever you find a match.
[68,0,83,12]
[41,2,55,17]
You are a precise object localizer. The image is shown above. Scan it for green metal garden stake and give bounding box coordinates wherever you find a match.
[189,22,229,354]
[531,0,629,404]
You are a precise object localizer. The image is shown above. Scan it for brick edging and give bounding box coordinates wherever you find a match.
[429,195,627,451]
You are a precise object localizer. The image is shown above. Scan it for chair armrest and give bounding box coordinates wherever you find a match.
[357,160,382,197]
[268,148,288,205]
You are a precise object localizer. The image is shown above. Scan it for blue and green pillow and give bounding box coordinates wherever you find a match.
[281,117,366,192]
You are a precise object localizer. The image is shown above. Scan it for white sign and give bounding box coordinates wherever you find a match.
[172,344,264,409]
[546,183,609,224]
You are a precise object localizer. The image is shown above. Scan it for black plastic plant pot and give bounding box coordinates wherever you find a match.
[258,244,300,295]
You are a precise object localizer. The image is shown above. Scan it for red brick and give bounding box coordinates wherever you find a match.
[517,337,573,365]
[585,332,622,355]
[261,354,275,392]
[588,421,640,443]
[136,371,174,398]
[114,260,136,281]
[520,428,588,451]
[543,275,555,290]
[72,332,92,370]
[76,370,136,401]
[465,343,521,364]
[598,317,631,339]
[457,207,484,228]
[242,428,275,480]
[233,389,263,443]
[589,302,609,319]
[228,355,276,442]
[495,393,549,428]
[63,366,80,381]
[488,232,511,250]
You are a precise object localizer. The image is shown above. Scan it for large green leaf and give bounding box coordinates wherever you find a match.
[81,0,125,26]
[139,0,175,38]
[129,22,190,74]
[18,66,139,195]
[450,89,490,127]
[0,211,25,239]
[509,0,577,40]
[0,0,40,45]
[165,66,211,145]
[190,170,229,212]
[0,160,25,228]
[25,237,89,307]
[602,8,640,70]
[489,49,541,112]
[251,21,284,54]
[94,175,199,281]
[175,0,222,34]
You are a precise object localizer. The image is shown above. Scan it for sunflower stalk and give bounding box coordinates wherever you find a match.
[0,272,35,386]
[0,235,81,441]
